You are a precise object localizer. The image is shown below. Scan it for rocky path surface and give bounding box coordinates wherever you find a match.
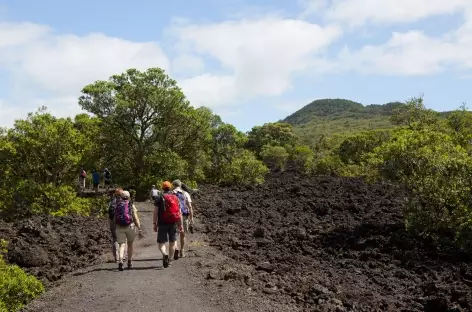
[21,203,225,312]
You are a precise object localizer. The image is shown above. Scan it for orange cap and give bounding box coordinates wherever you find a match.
[162,181,172,189]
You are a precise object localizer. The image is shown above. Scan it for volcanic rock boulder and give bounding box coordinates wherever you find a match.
[1,214,110,286]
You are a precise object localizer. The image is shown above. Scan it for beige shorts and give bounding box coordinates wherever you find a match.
[116,224,136,244]
[182,215,189,233]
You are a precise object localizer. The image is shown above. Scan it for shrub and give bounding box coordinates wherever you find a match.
[0,240,44,312]
[260,145,289,171]
[367,129,472,248]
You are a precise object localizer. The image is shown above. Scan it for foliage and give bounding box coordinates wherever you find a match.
[366,129,472,248]
[260,145,289,171]
[246,122,298,156]
[290,145,315,173]
[219,150,269,186]
[0,240,44,312]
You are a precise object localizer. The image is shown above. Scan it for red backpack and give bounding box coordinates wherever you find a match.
[161,193,181,224]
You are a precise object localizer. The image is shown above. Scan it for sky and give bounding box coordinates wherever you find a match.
[0,0,472,131]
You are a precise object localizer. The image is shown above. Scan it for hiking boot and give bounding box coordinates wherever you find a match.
[118,262,124,271]
[174,249,179,260]
[127,261,132,269]
[163,255,169,268]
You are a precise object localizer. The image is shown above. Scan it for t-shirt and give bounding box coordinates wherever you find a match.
[173,187,192,204]
[150,188,159,198]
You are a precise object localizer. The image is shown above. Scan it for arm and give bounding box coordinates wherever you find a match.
[186,193,194,221]
[132,205,141,229]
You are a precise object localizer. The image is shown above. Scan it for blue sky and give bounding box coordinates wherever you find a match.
[1,0,471,131]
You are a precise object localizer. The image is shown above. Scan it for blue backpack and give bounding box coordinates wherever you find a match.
[174,191,189,216]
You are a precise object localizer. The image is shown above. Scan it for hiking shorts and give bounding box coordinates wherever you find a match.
[116,224,136,244]
[157,223,177,244]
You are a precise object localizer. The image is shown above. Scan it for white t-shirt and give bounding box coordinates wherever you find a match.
[150,188,159,197]
[173,187,192,204]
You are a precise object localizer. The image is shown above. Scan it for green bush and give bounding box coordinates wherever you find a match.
[221,150,269,185]
[260,145,289,171]
[290,145,314,173]
[0,240,44,312]
[367,129,472,248]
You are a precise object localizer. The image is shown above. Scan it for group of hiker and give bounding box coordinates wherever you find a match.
[79,167,112,192]
[107,180,194,270]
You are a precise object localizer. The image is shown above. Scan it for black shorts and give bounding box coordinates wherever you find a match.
[157,223,177,244]
[93,183,99,187]
[105,180,111,185]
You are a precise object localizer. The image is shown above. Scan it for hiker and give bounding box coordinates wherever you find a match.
[79,168,86,190]
[108,188,121,263]
[153,181,184,268]
[114,190,142,271]
[172,179,194,258]
[92,169,100,192]
[103,168,112,191]
[150,185,159,201]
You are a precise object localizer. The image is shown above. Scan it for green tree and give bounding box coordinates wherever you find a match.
[7,108,84,186]
[290,145,314,172]
[367,129,472,247]
[390,96,441,130]
[246,122,298,156]
[78,68,214,194]
[260,145,289,171]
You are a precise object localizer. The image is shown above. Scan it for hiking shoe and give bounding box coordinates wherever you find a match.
[127,261,132,269]
[180,249,185,258]
[163,255,169,268]
[174,249,179,260]
[118,262,124,271]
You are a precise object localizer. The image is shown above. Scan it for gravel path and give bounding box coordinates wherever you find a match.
[22,203,222,312]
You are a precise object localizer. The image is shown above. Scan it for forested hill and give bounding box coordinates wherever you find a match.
[282,98,449,146]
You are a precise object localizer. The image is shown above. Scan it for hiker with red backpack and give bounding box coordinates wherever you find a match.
[172,179,194,258]
[114,190,142,271]
[153,181,184,268]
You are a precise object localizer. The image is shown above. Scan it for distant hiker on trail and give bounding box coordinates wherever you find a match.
[92,169,100,192]
[103,168,112,191]
[172,179,194,258]
[114,190,142,271]
[153,181,184,268]
[79,168,86,190]
[150,185,159,201]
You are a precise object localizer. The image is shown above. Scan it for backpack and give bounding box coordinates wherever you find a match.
[175,191,189,216]
[80,170,86,178]
[105,171,111,180]
[161,193,181,224]
[114,198,133,226]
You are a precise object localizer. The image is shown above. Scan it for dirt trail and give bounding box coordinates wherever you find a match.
[19,203,225,312]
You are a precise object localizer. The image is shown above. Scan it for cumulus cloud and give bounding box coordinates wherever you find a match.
[0,21,170,126]
[171,17,342,106]
[302,0,470,26]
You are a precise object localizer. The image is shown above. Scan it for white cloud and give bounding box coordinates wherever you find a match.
[302,0,470,27]
[172,17,342,105]
[0,22,171,126]
[171,53,205,76]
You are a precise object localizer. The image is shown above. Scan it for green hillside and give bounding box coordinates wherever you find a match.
[282,99,405,146]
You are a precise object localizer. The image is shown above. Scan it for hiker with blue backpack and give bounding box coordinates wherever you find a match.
[153,181,184,268]
[172,179,194,258]
[113,189,142,271]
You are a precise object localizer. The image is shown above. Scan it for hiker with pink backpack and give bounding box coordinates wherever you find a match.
[113,189,143,271]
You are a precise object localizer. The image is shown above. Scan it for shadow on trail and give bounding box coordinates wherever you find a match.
[72,266,163,277]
